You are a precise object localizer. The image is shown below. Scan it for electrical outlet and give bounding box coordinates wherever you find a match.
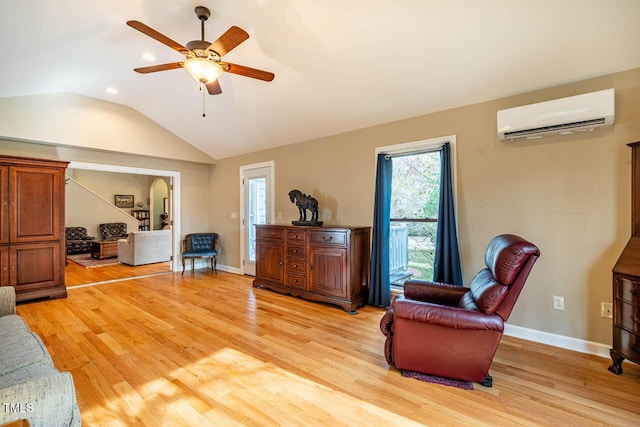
[553,295,565,311]
[601,302,613,319]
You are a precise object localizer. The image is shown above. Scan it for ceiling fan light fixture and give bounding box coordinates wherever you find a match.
[184,57,223,84]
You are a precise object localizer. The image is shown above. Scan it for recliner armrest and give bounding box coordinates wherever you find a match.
[404,280,469,306]
[392,295,503,331]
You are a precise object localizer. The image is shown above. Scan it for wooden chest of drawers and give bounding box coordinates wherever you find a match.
[253,224,370,314]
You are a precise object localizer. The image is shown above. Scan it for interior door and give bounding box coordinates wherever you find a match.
[241,163,273,276]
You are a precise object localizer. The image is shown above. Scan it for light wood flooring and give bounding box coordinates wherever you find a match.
[16,270,640,426]
[65,258,171,287]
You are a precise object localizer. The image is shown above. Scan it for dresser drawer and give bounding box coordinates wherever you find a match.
[616,276,640,304]
[310,230,347,246]
[286,273,306,289]
[286,245,306,258]
[256,227,283,241]
[616,300,640,333]
[287,229,307,243]
[613,327,640,361]
[286,259,307,273]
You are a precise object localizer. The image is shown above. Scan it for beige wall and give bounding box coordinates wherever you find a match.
[211,67,640,344]
[70,169,151,210]
[66,179,140,239]
[0,93,216,164]
[0,140,212,242]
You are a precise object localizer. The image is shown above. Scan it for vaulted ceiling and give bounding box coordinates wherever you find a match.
[1,1,639,159]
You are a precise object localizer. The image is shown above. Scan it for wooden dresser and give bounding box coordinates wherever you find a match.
[253,224,370,313]
[610,141,640,374]
[0,155,68,302]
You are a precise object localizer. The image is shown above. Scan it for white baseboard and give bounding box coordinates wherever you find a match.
[216,264,243,275]
[504,324,611,359]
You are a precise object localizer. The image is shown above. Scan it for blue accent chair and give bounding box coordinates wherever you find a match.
[182,233,219,275]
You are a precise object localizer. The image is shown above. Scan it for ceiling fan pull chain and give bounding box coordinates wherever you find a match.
[202,84,206,117]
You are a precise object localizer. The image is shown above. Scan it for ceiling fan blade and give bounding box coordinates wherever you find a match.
[206,80,222,95]
[133,62,184,74]
[208,26,249,57]
[223,63,275,82]
[127,21,187,53]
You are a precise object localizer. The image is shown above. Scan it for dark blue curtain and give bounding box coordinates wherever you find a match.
[433,143,463,285]
[368,153,393,307]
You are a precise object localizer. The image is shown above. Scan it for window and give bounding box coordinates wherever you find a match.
[389,150,441,285]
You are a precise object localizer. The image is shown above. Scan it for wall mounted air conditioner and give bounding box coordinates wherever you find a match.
[497,88,614,141]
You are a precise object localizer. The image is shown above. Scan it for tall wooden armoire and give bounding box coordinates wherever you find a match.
[0,155,69,302]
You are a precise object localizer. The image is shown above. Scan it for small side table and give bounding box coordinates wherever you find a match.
[91,240,119,259]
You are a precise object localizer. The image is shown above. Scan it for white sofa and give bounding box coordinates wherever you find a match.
[117,230,171,266]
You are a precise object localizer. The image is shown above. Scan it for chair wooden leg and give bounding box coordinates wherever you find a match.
[181,257,185,275]
[213,256,217,274]
[191,258,195,273]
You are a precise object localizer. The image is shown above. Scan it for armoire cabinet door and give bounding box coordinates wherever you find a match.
[9,242,62,294]
[0,246,8,285]
[10,166,62,243]
[0,166,8,244]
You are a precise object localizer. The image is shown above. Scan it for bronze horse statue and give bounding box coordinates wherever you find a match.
[288,190,320,224]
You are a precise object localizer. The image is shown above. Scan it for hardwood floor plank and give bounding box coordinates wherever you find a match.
[14,270,640,426]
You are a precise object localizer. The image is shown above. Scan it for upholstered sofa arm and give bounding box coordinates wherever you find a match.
[0,287,16,317]
[0,371,81,426]
[403,280,469,306]
[392,296,504,331]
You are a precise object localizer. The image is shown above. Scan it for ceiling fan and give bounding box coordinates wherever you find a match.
[127,6,274,95]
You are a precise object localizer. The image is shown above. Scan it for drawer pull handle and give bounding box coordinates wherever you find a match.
[293,279,298,283]
[323,236,333,242]
[269,233,275,237]
[292,249,298,253]
[631,289,640,297]
[293,264,298,268]
[279,260,283,265]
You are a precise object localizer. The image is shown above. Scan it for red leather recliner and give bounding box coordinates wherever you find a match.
[380,234,540,386]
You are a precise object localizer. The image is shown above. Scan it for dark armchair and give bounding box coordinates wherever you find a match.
[380,234,540,387]
[182,233,219,275]
[99,223,128,241]
[65,226,95,255]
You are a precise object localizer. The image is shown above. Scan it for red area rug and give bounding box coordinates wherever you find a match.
[401,369,474,390]
[67,254,120,268]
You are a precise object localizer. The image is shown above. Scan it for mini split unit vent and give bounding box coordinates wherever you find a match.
[497,88,615,141]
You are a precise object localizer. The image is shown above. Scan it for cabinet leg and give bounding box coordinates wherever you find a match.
[608,349,625,375]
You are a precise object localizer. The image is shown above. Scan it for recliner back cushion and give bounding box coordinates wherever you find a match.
[468,268,509,315]
[485,234,538,285]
